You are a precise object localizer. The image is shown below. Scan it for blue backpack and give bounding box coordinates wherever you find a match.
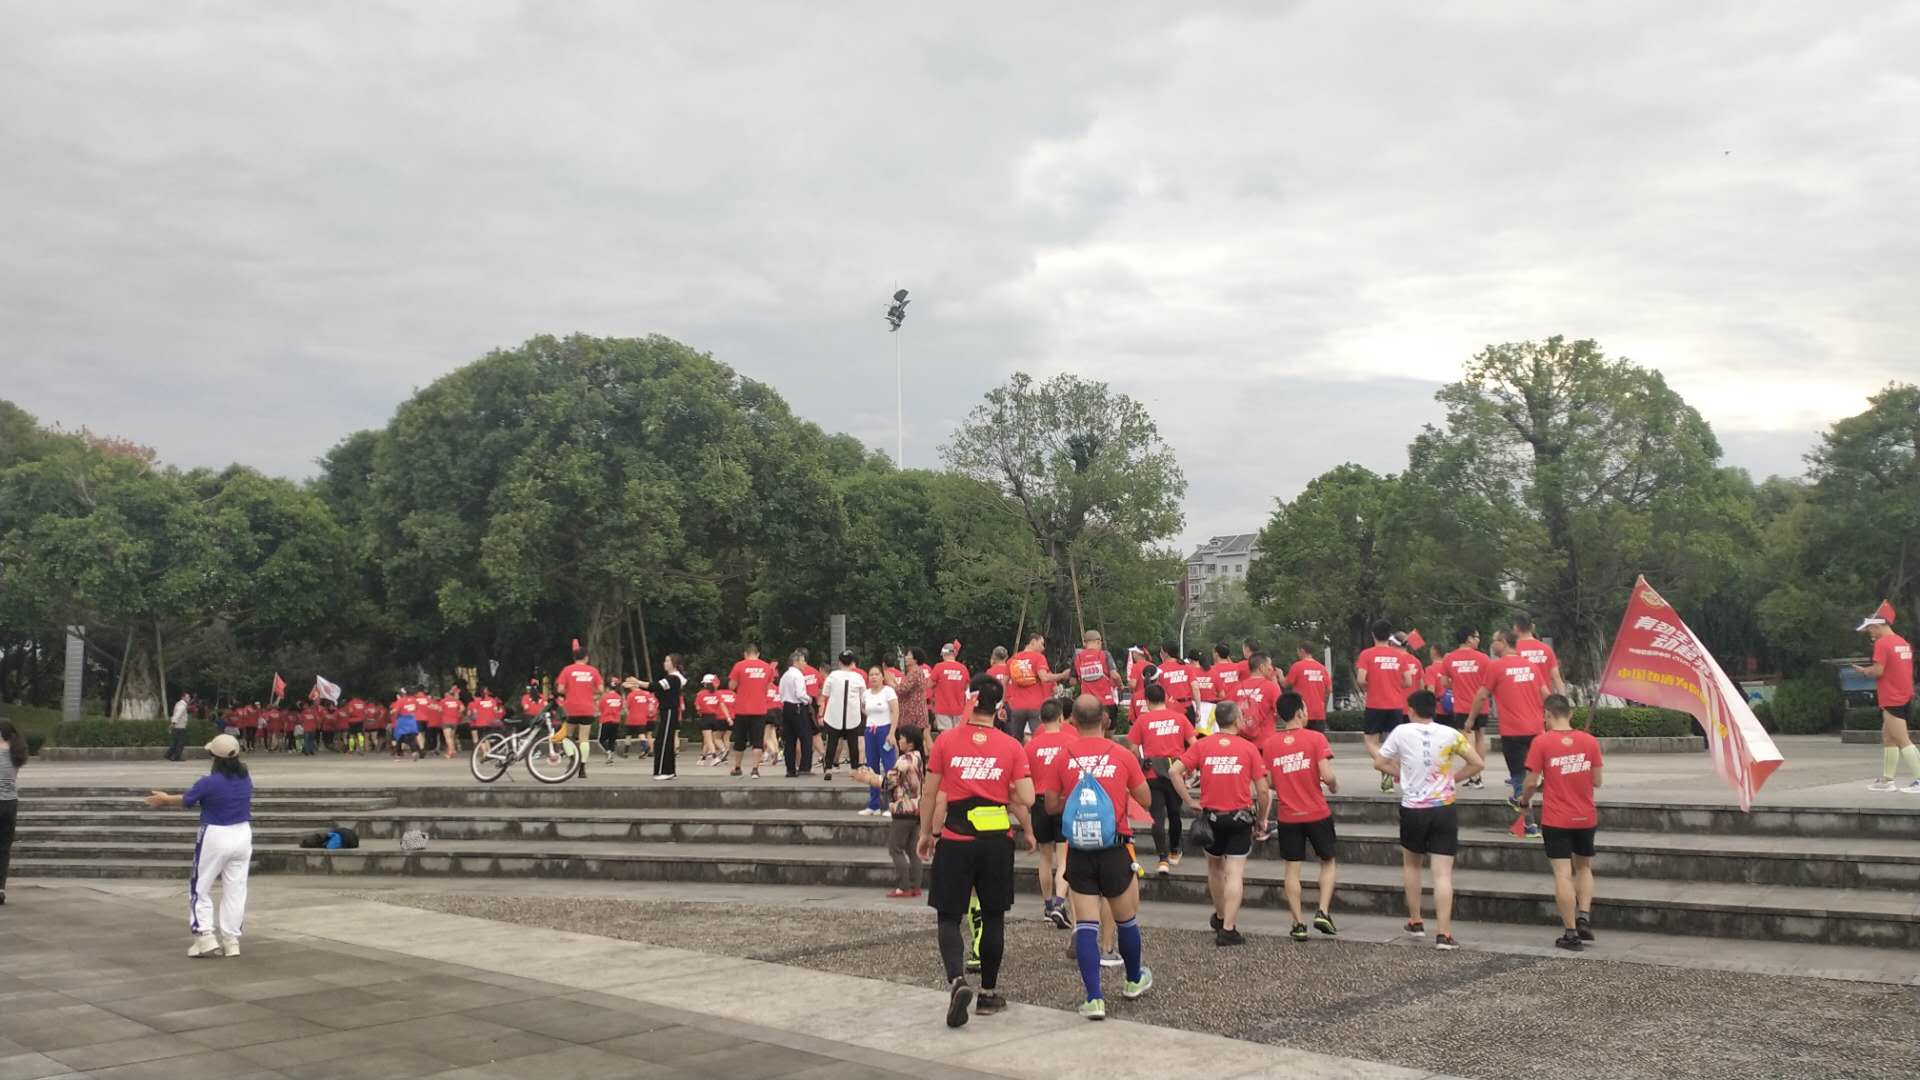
[1063,766,1118,851]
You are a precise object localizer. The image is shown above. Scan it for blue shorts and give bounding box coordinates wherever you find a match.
[393,717,419,738]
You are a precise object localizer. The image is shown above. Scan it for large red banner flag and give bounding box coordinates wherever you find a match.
[1598,576,1784,810]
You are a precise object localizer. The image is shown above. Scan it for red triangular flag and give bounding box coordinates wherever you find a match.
[1857,600,1896,632]
[1126,798,1152,825]
[270,672,286,703]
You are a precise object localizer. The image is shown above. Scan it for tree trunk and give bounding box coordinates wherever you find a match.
[633,602,654,681]
[109,624,134,719]
[584,588,622,672]
[155,620,168,716]
[1067,544,1087,642]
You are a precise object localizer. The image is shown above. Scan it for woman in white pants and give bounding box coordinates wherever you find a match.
[145,733,254,958]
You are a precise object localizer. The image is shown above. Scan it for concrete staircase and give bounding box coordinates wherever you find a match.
[14,783,1920,948]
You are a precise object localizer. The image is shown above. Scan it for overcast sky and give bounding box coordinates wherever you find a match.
[5,2,1916,551]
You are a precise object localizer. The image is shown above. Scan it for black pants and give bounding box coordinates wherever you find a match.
[653,712,679,776]
[0,799,15,891]
[781,703,815,774]
[822,725,863,772]
[1147,775,1183,859]
[166,728,187,761]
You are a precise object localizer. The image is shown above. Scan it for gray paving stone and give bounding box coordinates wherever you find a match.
[83,1049,289,1080]
[42,1032,203,1071]
[279,1047,453,1080]
[178,1017,333,1050]
[0,1053,72,1080]
[414,1027,570,1068]
[0,1004,159,1052]
[589,1023,735,1062]
[662,1045,842,1079]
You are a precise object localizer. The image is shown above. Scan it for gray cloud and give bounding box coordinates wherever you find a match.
[2,1,1911,550]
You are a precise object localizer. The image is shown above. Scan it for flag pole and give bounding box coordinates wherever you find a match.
[895,283,904,468]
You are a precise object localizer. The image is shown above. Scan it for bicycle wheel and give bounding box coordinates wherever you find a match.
[526,732,582,784]
[469,732,512,783]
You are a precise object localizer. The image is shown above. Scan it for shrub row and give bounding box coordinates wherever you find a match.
[52,718,218,748]
[1322,706,1695,738]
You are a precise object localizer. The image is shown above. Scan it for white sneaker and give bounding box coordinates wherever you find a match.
[878,810,892,819]
[1869,778,1897,792]
[1903,781,1920,795]
[660,774,675,781]
[857,808,875,816]
[220,936,240,958]
[188,934,221,958]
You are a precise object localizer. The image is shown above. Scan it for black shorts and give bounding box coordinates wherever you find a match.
[1364,708,1405,736]
[730,713,769,750]
[1886,703,1912,721]
[1542,825,1597,859]
[1065,845,1136,899]
[699,716,728,732]
[1502,734,1535,779]
[1436,712,1464,730]
[1202,813,1254,859]
[347,721,364,733]
[928,835,1015,916]
[1276,816,1337,862]
[1398,804,1459,856]
[1030,811,1065,845]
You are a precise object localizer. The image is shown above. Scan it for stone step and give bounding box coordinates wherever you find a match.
[17,812,1920,892]
[19,795,400,814]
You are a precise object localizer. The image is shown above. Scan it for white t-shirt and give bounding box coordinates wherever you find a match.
[863,685,898,729]
[821,669,866,730]
[1379,721,1470,809]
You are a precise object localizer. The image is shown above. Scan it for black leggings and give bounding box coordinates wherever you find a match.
[653,711,678,776]
[822,726,863,771]
[938,910,1004,989]
[1148,775,1183,858]
[0,799,15,891]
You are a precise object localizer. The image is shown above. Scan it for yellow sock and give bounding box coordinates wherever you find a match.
[1884,747,1900,779]
[1900,745,1920,780]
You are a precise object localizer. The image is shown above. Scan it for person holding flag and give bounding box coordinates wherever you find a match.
[1855,601,1917,792]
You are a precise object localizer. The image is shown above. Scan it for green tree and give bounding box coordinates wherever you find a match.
[942,373,1186,656]
[1245,463,1398,657]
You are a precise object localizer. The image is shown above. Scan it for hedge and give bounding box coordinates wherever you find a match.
[1770,673,1843,734]
[1845,706,1888,730]
[53,718,218,748]
[1324,706,1694,738]
[26,733,46,756]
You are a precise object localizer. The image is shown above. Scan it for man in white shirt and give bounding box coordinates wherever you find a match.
[166,693,192,761]
[777,651,816,777]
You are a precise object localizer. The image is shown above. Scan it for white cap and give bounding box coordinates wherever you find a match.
[701,674,718,686]
[205,733,241,758]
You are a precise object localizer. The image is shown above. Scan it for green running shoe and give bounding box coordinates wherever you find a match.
[1079,998,1107,1021]
[1122,967,1153,1000]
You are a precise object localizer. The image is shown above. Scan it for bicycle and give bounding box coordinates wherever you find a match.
[468,706,582,784]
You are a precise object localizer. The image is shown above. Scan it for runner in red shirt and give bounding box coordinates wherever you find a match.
[985,646,1011,694]
[1438,628,1493,786]
[1168,701,1269,945]
[471,689,503,731]
[693,676,727,764]
[1855,601,1917,791]
[1260,691,1339,940]
[1209,643,1246,702]
[1006,633,1067,741]
[1356,620,1416,789]
[1128,683,1195,877]
[441,688,467,759]
[1042,694,1153,1019]
[596,684,626,765]
[419,695,444,757]
[1232,653,1284,746]
[726,644,776,778]
[1283,645,1331,729]
[1024,699,1076,925]
[1156,642,1194,718]
[1511,614,1569,696]
[624,678,657,758]
[1072,630,1121,727]
[930,643,972,731]
[1470,631,1547,833]
[557,642,604,779]
[1520,694,1604,950]
[1189,653,1219,733]
[919,675,1036,1026]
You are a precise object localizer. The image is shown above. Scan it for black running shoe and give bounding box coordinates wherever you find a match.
[1576,918,1595,943]
[946,979,975,1028]
[1313,911,1338,936]
[1556,929,1584,951]
[1434,933,1460,951]
[1216,928,1247,947]
[1289,922,1309,941]
[975,991,1007,1016]
[1209,912,1224,932]
[1404,919,1426,937]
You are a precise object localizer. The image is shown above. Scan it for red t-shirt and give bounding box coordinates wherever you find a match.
[520,692,548,718]
[1525,728,1602,828]
[1025,727,1077,796]
[1073,648,1119,705]
[1486,653,1546,737]
[802,666,823,702]
[1285,658,1331,720]
[1234,676,1283,744]
[1261,727,1333,824]
[727,659,775,715]
[597,691,624,724]
[1515,637,1560,685]
[1132,708,1195,759]
[472,697,503,727]
[928,723,1031,841]
[1357,646,1413,710]
[1178,732,1267,812]
[1440,648,1491,718]
[558,662,603,718]
[1157,661,1194,705]
[695,689,721,718]
[1191,666,1218,703]
[931,660,971,715]
[716,688,738,717]
[1874,633,1914,707]
[1127,656,1150,694]
[1210,661,1244,699]
[420,699,444,728]
[1048,735,1147,838]
[1006,650,1051,710]
[625,690,657,727]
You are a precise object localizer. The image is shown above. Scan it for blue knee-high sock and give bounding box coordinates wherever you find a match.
[1073,921,1103,1001]
[1116,916,1143,982]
